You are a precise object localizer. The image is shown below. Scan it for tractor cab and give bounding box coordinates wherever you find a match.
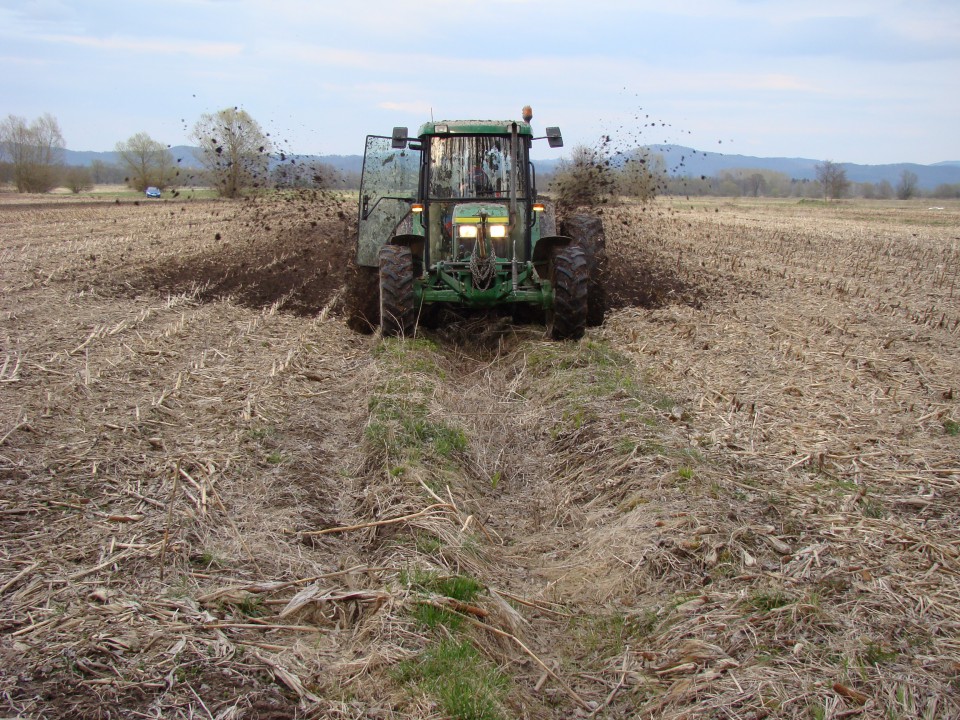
[358,120,561,268]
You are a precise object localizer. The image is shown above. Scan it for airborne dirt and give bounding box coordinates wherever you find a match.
[1,194,959,719]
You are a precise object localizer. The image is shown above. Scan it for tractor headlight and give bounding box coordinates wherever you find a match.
[488,224,507,239]
[457,225,478,239]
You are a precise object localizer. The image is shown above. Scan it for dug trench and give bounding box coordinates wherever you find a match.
[323,328,741,717]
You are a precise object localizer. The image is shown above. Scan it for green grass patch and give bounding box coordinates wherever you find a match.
[401,568,484,602]
[244,425,275,442]
[744,589,791,613]
[403,569,485,630]
[366,341,468,461]
[366,403,467,458]
[860,496,886,519]
[568,611,657,667]
[233,596,267,618]
[944,419,959,436]
[395,638,509,720]
[433,575,483,602]
[861,640,897,666]
[412,603,463,630]
[374,337,445,376]
[414,533,442,555]
[526,340,647,403]
[527,339,684,445]
[189,551,221,569]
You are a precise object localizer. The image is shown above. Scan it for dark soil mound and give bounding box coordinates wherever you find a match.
[604,250,706,310]
[133,193,357,316]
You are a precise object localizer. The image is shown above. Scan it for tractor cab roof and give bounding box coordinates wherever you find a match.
[417,120,533,137]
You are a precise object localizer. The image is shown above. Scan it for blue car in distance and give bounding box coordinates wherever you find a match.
[145,186,161,198]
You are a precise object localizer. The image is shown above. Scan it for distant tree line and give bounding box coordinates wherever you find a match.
[656,165,949,200]
[1,109,344,197]
[545,144,958,207]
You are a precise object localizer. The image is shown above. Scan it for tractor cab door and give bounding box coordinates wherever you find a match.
[357,135,421,267]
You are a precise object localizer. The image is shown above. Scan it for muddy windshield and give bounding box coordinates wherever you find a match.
[428,136,524,199]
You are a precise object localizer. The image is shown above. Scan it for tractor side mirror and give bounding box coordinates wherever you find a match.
[545,127,563,148]
[391,127,409,149]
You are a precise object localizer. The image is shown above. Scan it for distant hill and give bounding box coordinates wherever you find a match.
[63,146,203,169]
[645,145,960,190]
[62,145,960,190]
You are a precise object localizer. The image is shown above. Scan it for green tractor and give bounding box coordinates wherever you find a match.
[352,109,605,339]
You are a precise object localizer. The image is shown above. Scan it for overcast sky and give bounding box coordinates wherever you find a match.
[2,0,958,165]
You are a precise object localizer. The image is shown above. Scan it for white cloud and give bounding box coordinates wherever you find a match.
[0,54,50,67]
[379,101,434,115]
[38,33,243,58]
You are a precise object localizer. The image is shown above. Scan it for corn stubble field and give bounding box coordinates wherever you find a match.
[1,191,959,719]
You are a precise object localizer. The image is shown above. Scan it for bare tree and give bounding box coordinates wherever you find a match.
[89,158,124,184]
[116,132,176,191]
[896,170,919,200]
[815,160,849,200]
[63,166,93,194]
[191,108,271,198]
[0,113,65,193]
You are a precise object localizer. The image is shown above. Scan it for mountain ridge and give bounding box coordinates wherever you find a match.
[642,145,960,190]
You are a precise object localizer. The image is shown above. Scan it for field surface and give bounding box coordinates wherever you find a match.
[1,193,959,719]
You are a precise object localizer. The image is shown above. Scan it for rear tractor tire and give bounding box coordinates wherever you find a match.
[548,245,589,341]
[561,214,607,327]
[378,245,416,337]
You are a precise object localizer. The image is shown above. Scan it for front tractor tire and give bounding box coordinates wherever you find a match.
[548,245,589,341]
[378,245,416,337]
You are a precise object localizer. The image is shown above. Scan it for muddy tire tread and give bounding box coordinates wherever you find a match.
[379,245,416,336]
[561,214,607,326]
[549,245,589,340]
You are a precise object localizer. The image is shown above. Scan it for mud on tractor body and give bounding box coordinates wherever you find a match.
[351,111,605,339]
